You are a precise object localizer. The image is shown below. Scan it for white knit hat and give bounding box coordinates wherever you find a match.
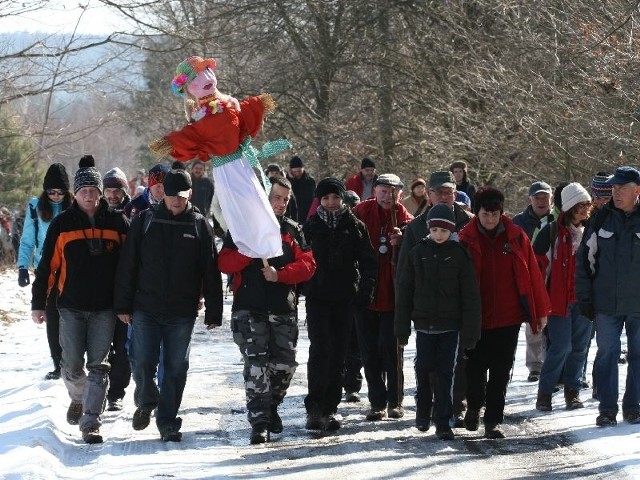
[561,182,591,212]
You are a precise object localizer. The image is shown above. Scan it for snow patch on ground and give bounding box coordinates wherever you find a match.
[0,267,638,479]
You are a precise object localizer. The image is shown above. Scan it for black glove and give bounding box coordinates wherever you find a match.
[579,304,595,321]
[18,268,30,288]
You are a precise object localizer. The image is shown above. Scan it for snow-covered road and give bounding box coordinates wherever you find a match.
[0,267,637,479]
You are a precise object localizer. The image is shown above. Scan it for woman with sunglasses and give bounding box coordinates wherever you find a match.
[17,163,73,380]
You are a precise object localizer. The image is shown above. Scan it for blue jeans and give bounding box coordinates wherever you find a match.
[539,303,592,395]
[58,308,116,431]
[129,311,195,434]
[414,331,459,429]
[595,313,640,416]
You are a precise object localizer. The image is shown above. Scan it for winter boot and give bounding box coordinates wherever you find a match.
[82,427,103,444]
[564,387,584,410]
[250,424,269,444]
[536,392,552,412]
[132,407,152,430]
[269,405,283,434]
[66,401,83,425]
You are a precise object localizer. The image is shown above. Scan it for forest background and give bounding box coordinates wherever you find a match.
[1,0,639,213]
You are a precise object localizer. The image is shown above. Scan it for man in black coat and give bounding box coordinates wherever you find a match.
[287,156,316,222]
[114,169,223,442]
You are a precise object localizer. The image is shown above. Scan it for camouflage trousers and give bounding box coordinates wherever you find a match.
[231,310,299,426]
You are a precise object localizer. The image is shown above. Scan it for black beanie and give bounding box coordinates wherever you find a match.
[74,155,103,194]
[361,157,376,169]
[427,204,456,232]
[43,163,70,191]
[316,177,346,199]
[289,156,304,168]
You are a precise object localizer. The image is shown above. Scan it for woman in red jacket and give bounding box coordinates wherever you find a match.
[459,187,550,439]
[532,183,593,412]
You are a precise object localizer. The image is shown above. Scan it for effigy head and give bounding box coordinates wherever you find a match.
[171,56,217,98]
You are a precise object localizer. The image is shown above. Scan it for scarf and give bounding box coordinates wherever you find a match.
[317,205,347,229]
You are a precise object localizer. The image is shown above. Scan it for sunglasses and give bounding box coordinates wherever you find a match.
[46,189,65,196]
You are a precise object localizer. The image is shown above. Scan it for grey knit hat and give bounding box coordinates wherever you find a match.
[103,167,128,191]
[74,155,103,194]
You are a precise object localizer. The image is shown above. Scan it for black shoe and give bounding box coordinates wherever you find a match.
[366,408,387,421]
[132,407,152,431]
[305,413,327,431]
[67,401,83,425]
[415,417,430,432]
[161,426,183,442]
[250,424,269,444]
[82,427,103,444]
[344,391,360,403]
[45,368,61,380]
[464,409,480,431]
[387,405,404,419]
[623,411,640,425]
[107,399,123,412]
[269,405,283,434]
[596,413,617,427]
[484,424,505,439]
[325,415,341,431]
[527,371,540,382]
[436,426,455,440]
[581,380,590,389]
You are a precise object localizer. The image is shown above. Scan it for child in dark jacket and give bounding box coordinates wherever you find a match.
[395,204,481,440]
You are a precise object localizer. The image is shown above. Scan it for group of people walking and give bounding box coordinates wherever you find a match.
[18,152,640,446]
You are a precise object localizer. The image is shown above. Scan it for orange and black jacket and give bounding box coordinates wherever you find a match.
[31,198,129,312]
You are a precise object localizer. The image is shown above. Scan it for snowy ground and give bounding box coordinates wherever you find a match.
[0,266,638,480]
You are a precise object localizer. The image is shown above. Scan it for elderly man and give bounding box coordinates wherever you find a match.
[396,170,473,429]
[218,175,316,444]
[576,166,640,427]
[513,181,555,382]
[353,173,413,421]
[346,157,378,201]
[114,169,223,442]
[31,155,129,444]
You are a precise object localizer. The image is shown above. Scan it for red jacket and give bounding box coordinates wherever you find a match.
[353,198,413,311]
[345,173,377,200]
[532,213,576,317]
[218,229,316,314]
[459,216,550,332]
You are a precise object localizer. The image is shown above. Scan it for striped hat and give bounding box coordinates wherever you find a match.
[427,204,456,232]
[74,155,103,194]
[591,172,612,197]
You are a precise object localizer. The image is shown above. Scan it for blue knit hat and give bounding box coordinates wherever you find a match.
[591,172,612,197]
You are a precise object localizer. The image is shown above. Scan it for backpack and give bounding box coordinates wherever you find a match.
[141,207,201,239]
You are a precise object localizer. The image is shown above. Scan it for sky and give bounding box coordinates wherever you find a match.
[0,265,639,479]
[0,0,126,35]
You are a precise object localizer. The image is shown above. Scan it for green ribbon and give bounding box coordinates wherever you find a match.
[209,138,291,194]
[209,138,291,169]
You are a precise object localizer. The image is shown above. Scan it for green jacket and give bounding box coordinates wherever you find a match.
[394,237,481,349]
